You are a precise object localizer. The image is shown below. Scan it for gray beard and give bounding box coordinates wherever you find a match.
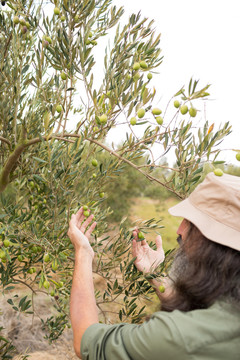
[168,247,189,285]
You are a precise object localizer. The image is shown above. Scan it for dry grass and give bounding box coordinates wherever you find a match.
[0,289,78,360]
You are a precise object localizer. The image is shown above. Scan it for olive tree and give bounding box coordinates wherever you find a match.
[0,0,231,353]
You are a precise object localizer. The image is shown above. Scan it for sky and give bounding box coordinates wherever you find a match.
[106,0,240,165]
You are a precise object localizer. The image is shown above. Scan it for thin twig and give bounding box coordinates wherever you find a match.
[11,277,37,294]
[0,136,11,146]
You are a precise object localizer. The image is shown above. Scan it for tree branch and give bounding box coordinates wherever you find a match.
[1,132,182,197]
[86,137,181,197]
[0,136,11,147]
[0,142,27,192]
[11,277,37,294]
[27,133,182,198]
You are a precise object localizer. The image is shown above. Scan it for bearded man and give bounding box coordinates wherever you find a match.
[68,172,240,359]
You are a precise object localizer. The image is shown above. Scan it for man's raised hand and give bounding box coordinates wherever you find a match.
[67,207,97,258]
[132,229,165,273]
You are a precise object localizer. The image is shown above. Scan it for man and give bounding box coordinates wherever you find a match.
[68,172,240,359]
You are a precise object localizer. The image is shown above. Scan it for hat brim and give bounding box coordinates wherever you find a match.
[168,199,240,251]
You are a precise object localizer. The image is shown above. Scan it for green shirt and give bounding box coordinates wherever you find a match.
[81,301,240,359]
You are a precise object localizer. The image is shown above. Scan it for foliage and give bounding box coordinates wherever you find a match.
[0,325,29,359]
[224,164,240,177]
[102,156,146,222]
[143,157,174,200]
[0,326,16,359]
[0,0,234,350]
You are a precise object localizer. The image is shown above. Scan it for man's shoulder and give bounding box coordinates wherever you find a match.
[151,301,240,354]
[152,300,240,333]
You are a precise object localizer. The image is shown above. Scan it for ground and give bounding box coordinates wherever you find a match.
[1,289,77,360]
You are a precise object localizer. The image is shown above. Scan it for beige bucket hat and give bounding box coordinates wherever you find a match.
[168,172,240,251]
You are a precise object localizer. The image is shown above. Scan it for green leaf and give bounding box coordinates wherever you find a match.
[174,87,184,97]
[22,65,30,74]
[32,157,47,164]
[136,121,148,125]
[188,77,193,95]
[37,133,45,142]
[19,295,28,309]
[192,167,203,176]
[189,175,201,183]
[213,161,225,165]
[33,175,45,183]
[5,286,15,291]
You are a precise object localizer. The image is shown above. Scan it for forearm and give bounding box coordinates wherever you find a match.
[70,251,98,358]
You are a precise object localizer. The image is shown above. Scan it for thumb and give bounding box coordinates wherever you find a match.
[132,230,138,240]
[155,235,163,251]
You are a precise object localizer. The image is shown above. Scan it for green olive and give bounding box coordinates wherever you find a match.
[91,159,98,167]
[138,231,145,240]
[43,280,50,289]
[140,60,148,69]
[174,100,180,108]
[52,259,58,271]
[17,254,24,262]
[3,239,10,248]
[152,108,162,116]
[60,72,67,80]
[44,253,50,263]
[13,16,19,25]
[133,62,140,71]
[56,104,63,113]
[54,7,60,15]
[0,249,6,260]
[189,107,197,117]
[99,114,107,124]
[156,116,163,125]
[137,109,145,118]
[130,117,137,126]
[180,105,188,115]
[214,168,223,177]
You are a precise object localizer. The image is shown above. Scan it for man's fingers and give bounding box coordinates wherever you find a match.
[156,235,163,251]
[133,230,138,240]
[81,214,94,233]
[133,229,147,246]
[69,214,77,227]
[85,221,97,238]
[132,229,142,261]
[76,208,84,227]
[69,208,96,235]
[132,238,138,258]
[75,207,83,219]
